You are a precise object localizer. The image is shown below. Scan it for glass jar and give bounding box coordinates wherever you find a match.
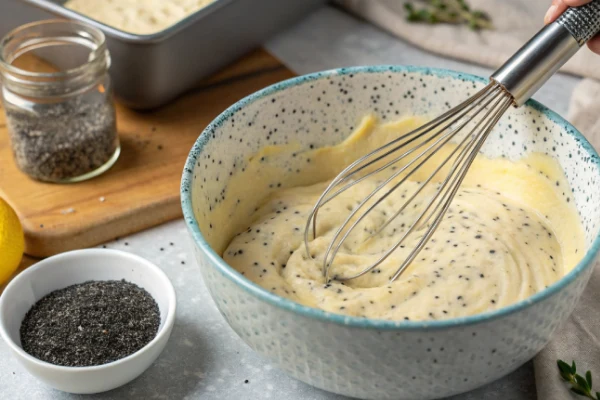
[0,20,120,183]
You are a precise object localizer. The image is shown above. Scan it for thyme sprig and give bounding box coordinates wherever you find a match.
[558,360,600,399]
[404,0,493,30]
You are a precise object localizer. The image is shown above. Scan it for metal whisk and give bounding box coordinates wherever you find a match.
[305,1,600,283]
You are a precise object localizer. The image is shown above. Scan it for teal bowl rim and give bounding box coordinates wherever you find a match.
[181,65,600,331]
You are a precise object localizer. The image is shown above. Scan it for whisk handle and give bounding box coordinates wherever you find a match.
[491,0,600,106]
[558,1,600,45]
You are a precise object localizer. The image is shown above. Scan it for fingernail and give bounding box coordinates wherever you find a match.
[544,5,557,24]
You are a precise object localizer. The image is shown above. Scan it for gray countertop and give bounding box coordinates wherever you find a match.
[1,5,583,399]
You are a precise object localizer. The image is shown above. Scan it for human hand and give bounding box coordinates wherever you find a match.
[545,0,600,54]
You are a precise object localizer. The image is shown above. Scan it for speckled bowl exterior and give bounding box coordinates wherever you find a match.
[181,67,600,400]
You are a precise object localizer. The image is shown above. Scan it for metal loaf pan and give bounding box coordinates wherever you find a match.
[1,0,325,109]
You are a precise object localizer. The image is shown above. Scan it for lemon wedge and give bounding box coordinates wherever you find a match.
[0,197,25,285]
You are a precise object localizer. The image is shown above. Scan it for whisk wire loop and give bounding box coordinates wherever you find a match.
[389,96,513,282]
[302,83,497,256]
[321,86,507,280]
[303,83,516,282]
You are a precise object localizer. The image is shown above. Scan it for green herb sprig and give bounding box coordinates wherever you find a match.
[404,0,493,31]
[558,360,600,399]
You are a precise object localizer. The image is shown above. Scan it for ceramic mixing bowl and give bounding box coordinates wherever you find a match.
[181,66,600,400]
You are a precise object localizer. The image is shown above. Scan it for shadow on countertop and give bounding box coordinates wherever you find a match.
[62,320,213,400]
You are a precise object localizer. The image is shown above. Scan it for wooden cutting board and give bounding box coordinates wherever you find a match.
[0,49,296,258]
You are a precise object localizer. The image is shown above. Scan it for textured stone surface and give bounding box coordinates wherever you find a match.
[0,4,587,399]
[1,220,537,400]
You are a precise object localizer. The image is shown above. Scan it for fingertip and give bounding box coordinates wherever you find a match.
[545,5,558,24]
[587,36,600,55]
[545,0,568,24]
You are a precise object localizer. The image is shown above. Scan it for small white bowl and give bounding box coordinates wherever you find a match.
[0,249,176,394]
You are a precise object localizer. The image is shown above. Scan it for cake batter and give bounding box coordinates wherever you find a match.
[221,115,585,321]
